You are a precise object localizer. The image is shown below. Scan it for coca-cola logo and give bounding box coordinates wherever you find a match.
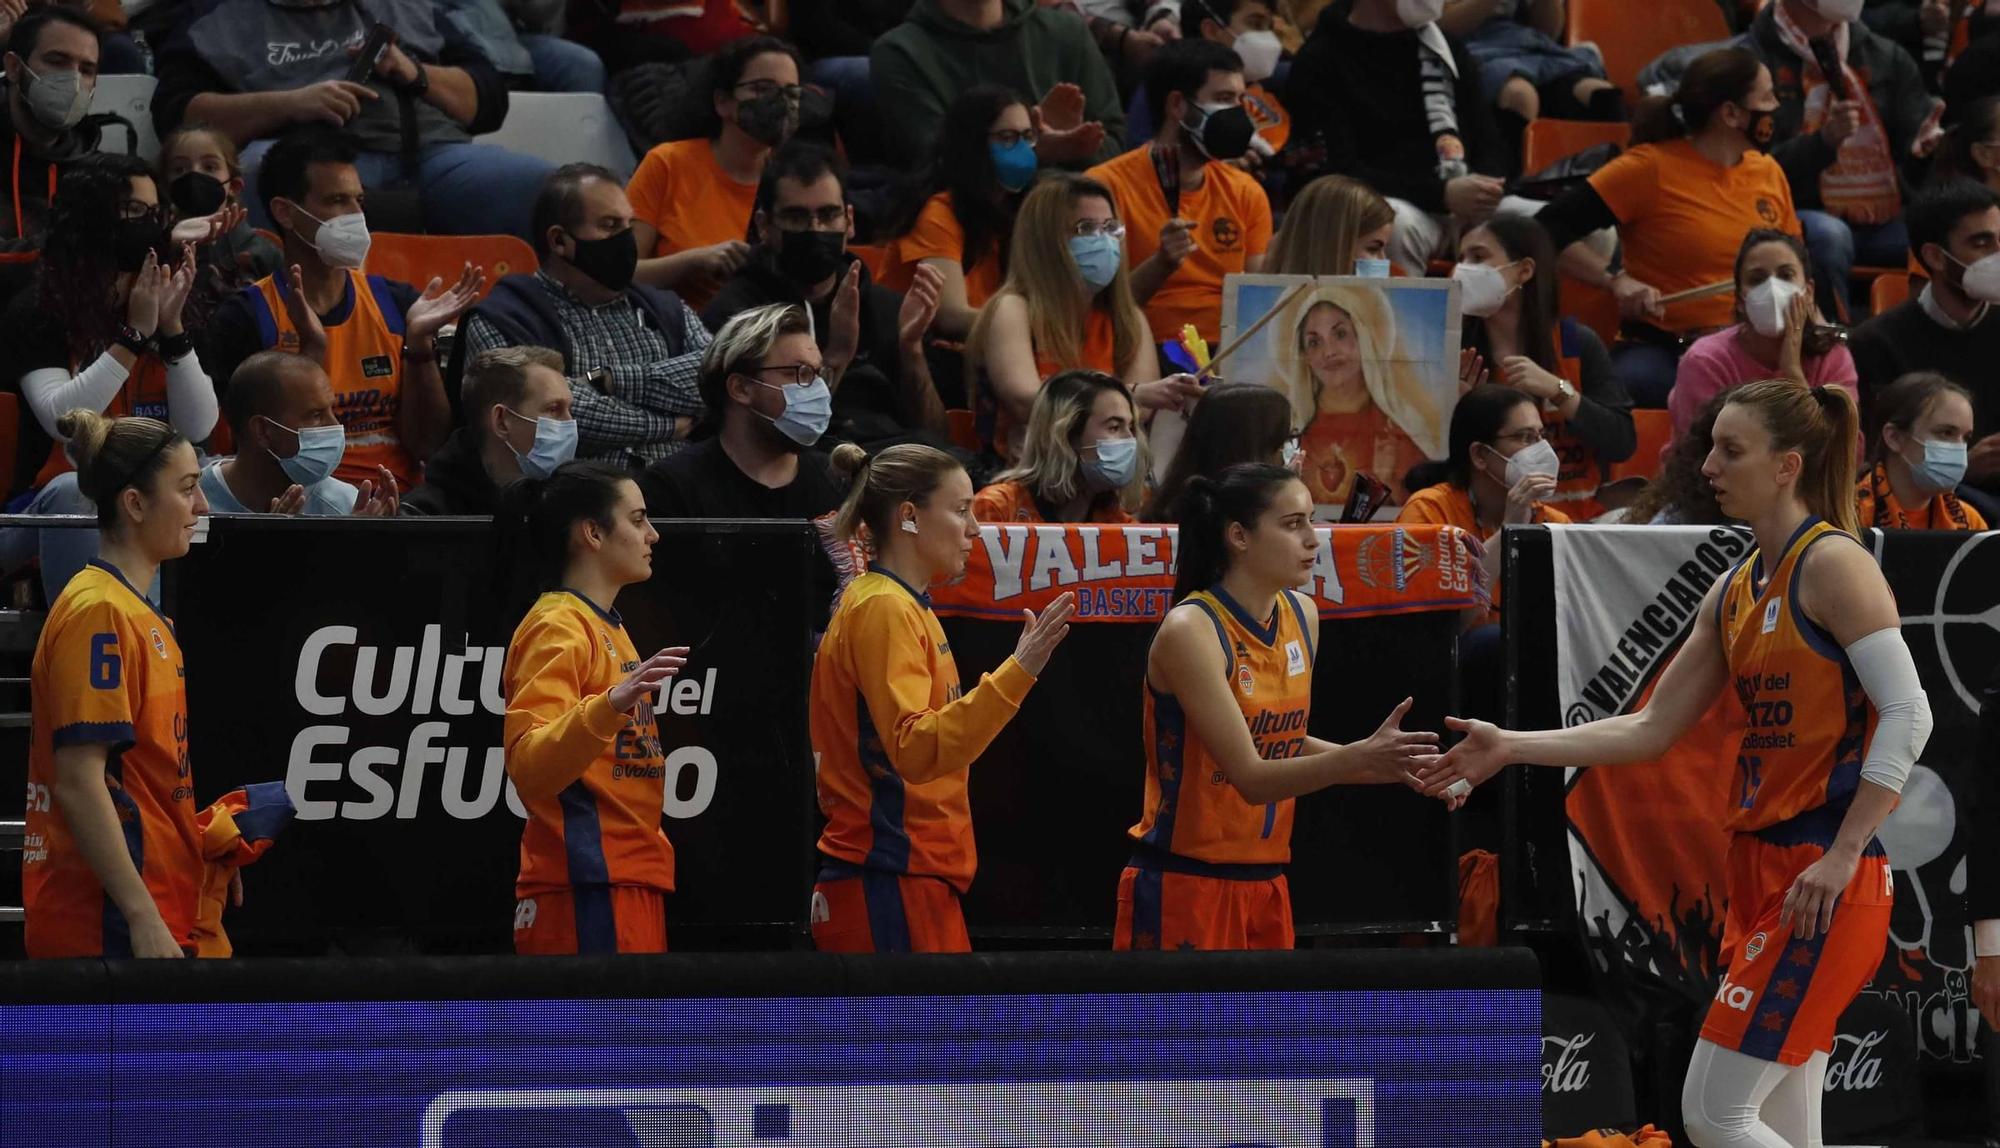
[1824,1030,1886,1093]
[1541,1033,1595,1093]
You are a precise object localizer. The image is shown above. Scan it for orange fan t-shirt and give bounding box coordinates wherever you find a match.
[1588,139,1799,333]
[883,191,1005,308]
[626,138,759,308]
[1397,482,1569,618]
[972,479,1135,524]
[1087,146,1273,346]
[1298,400,1429,508]
[24,561,200,958]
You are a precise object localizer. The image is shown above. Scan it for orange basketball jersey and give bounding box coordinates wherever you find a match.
[1716,518,1878,837]
[812,570,1035,893]
[23,561,201,958]
[1129,587,1314,866]
[35,355,172,488]
[504,591,676,906]
[245,270,416,490]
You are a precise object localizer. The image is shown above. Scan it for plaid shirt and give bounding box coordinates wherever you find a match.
[461,271,712,468]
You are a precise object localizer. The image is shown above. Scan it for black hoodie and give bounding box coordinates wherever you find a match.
[399,426,501,516]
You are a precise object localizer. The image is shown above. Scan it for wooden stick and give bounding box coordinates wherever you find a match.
[1656,279,1735,306]
[1201,280,1314,380]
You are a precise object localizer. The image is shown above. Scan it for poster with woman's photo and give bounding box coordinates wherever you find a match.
[1221,275,1462,516]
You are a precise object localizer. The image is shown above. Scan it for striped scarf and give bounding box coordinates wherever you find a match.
[1414,23,1467,181]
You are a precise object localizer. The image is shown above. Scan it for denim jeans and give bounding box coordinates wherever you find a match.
[1799,209,1910,322]
[240,139,555,240]
[0,474,160,605]
[1611,340,1682,410]
[522,34,607,94]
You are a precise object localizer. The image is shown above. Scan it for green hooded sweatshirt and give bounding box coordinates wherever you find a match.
[871,0,1127,167]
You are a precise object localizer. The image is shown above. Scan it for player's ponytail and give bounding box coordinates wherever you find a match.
[1722,378,1861,537]
[831,442,963,554]
[58,408,185,529]
[1171,462,1300,604]
[493,460,632,621]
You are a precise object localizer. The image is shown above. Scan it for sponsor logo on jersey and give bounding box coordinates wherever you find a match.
[1285,639,1306,677]
[1745,931,1766,961]
[1762,598,1781,634]
[1716,976,1754,1012]
[1237,663,1255,696]
[150,627,167,658]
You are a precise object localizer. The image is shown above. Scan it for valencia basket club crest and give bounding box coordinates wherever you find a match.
[1356,529,1434,593]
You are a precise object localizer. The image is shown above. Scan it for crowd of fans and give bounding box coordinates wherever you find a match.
[2,0,2000,617]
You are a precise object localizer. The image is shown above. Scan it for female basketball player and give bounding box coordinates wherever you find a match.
[24,410,207,958]
[497,461,689,955]
[810,442,1076,953]
[1115,463,1443,951]
[1416,380,1932,1147]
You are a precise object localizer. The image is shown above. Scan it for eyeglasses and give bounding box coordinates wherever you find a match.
[1491,428,1554,448]
[1071,219,1126,239]
[735,80,803,101]
[772,205,848,231]
[988,128,1040,148]
[750,363,824,388]
[119,201,166,223]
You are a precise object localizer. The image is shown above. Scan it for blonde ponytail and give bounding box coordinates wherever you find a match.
[1722,380,1860,537]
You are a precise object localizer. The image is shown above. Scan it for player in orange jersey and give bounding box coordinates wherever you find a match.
[810,442,1076,953]
[1419,380,1932,1147]
[24,410,208,958]
[496,462,689,955]
[1114,463,1442,952]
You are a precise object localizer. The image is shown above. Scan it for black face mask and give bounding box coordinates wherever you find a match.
[564,227,638,292]
[736,90,799,146]
[1740,105,1776,153]
[775,228,845,286]
[113,216,171,272]
[169,171,229,218]
[1183,101,1256,162]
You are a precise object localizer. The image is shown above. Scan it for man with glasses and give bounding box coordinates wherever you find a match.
[703,141,949,445]
[639,302,848,628]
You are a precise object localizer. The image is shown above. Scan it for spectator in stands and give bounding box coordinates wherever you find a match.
[403,346,576,516]
[0,156,215,603]
[1934,94,2000,191]
[456,162,712,469]
[1142,380,1295,519]
[1285,0,1511,276]
[434,0,607,94]
[872,0,1126,168]
[638,304,845,624]
[1615,393,1731,525]
[200,350,399,516]
[626,37,801,309]
[881,84,1034,340]
[968,172,1202,459]
[1121,0,1291,162]
[206,130,483,494]
[1263,174,1395,276]
[786,0,911,165]
[1856,370,1988,529]
[1399,383,1569,608]
[1538,48,1802,409]
[1443,0,1620,152]
[1456,215,1634,521]
[1642,0,1938,321]
[704,142,950,445]
[0,8,103,258]
[974,369,1144,522]
[158,124,283,297]
[1088,39,1273,347]
[1848,180,2000,491]
[154,0,552,239]
[1668,229,1858,446]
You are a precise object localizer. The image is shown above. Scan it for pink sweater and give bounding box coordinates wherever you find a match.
[1667,327,1859,446]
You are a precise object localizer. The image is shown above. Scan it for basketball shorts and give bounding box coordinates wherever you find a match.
[1113,864,1293,951]
[810,870,969,953]
[513,886,667,955]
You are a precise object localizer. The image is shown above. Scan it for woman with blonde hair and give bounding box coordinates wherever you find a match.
[1263,175,1396,277]
[974,369,1146,524]
[967,173,1200,460]
[1279,281,1443,507]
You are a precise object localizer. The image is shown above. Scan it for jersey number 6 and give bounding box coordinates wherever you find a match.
[88,633,122,691]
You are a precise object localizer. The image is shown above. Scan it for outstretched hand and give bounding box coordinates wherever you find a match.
[1012,592,1077,677]
[609,646,691,713]
[1344,697,1441,785]
[1409,715,1512,799]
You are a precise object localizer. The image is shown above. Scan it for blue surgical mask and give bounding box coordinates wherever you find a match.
[1354,257,1392,279]
[1068,232,1122,291]
[757,375,833,446]
[266,420,346,487]
[505,408,578,480]
[1083,435,1138,491]
[1912,438,1968,494]
[990,139,1038,194]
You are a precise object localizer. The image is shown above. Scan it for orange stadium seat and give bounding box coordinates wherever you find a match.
[1869,272,1910,315]
[1567,0,1732,93]
[1520,119,1629,178]
[1609,408,1674,484]
[946,409,980,453]
[0,393,18,495]
[366,233,536,300]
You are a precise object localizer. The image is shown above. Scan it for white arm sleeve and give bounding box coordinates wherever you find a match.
[162,351,219,444]
[1846,627,1932,795]
[19,354,131,438]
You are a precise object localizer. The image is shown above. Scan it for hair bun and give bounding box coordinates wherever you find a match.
[829,442,871,480]
[54,408,113,473]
